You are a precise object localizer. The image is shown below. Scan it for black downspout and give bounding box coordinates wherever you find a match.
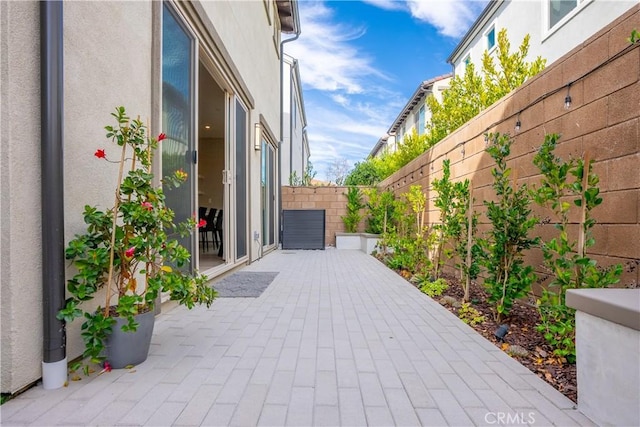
[40,0,67,389]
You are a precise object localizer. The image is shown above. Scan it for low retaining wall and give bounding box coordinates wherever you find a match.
[335,233,380,254]
[567,289,640,426]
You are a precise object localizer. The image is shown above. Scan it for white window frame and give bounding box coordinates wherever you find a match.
[463,53,471,67]
[485,24,497,54]
[543,0,593,41]
[418,105,425,136]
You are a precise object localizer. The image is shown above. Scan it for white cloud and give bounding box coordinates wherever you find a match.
[286,1,389,94]
[361,0,407,11]
[362,0,488,38]
[331,94,350,107]
[285,1,406,179]
[408,0,484,37]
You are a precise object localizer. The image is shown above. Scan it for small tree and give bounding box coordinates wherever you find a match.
[341,186,365,233]
[427,29,546,145]
[363,188,395,235]
[345,160,383,186]
[288,161,317,186]
[532,134,622,362]
[481,133,538,322]
[405,185,427,238]
[326,157,350,186]
[431,159,457,278]
[431,160,480,298]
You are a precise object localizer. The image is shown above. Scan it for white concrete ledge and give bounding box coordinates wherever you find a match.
[335,232,380,254]
[567,289,640,427]
[566,288,640,330]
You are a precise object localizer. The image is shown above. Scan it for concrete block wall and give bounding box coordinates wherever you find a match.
[377,5,640,289]
[282,186,371,247]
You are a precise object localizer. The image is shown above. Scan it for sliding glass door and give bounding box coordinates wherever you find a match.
[235,100,248,259]
[261,141,276,248]
[162,3,195,270]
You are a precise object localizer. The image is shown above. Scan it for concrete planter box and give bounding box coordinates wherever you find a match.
[567,289,640,427]
[335,232,380,254]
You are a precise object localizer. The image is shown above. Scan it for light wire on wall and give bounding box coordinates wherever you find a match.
[386,40,639,191]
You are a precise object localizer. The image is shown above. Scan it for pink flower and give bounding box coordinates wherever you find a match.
[94,149,106,159]
[157,133,167,141]
[141,201,153,211]
[125,247,135,258]
[97,360,112,376]
[197,218,207,228]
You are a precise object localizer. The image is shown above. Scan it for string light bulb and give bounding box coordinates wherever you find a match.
[564,83,572,110]
[515,114,521,132]
[564,94,572,109]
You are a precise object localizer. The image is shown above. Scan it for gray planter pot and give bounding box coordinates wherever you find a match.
[104,309,155,369]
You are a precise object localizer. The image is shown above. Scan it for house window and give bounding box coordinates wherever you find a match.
[418,105,425,136]
[549,0,578,28]
[463,54,471,67]
[486,25,496,51]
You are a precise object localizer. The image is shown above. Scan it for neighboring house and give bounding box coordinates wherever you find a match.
[1,0,299,393]
[448,0,638,76]
[281,53,310,185]
[369,74,451,158]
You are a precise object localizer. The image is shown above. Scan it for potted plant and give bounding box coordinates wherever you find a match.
[57,107,217,371]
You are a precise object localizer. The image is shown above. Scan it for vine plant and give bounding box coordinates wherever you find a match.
[532,134,622,362]
[481,133,538,322]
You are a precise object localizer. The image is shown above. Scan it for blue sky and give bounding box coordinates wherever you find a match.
[284,0,488,182]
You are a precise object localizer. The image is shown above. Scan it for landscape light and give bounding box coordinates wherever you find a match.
[495,324,509,341]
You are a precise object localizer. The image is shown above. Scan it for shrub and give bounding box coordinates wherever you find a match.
[480,133,538,322]
[458,303,485,325]
[412,276,449,298]
[341,187,365,232]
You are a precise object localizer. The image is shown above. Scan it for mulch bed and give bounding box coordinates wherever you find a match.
[398,268,578,403]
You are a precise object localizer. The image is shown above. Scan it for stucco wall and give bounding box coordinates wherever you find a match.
[282,186,372,247]
[0,1,153,393]
[381,5,640,290]
[2,0,285,393]
[453,0,637,76]
[0,0,44,394]
[63,0,153,376]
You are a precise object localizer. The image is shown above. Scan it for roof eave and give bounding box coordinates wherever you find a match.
[447,0,503,64]
[387,73,452,134]
[276,0,300,34]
